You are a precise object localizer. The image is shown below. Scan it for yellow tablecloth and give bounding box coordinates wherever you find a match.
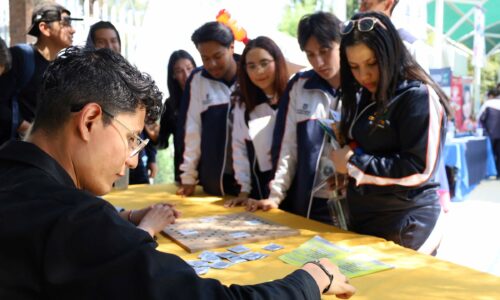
[105,184,500,299]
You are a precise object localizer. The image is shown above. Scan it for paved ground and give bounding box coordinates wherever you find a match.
[436,178,500,276]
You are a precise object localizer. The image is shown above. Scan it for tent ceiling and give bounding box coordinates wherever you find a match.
[427,0,500,56]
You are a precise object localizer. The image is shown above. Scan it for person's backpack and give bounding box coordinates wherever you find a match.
[9,44,35,139]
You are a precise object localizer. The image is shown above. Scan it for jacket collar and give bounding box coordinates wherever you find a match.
[0,140,76,188]
[201,54,240,87]
[303,69,340,97]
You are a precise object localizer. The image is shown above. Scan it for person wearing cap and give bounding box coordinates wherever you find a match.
[9,3,81,136]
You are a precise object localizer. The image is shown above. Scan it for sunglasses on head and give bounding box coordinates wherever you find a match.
[340,17,385,35]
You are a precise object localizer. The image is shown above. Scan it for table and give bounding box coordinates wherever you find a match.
[104,184,500,300]
[444,135,497,201]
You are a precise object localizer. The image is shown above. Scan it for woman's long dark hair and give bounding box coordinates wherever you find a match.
[339,11,450,139]
[236,36,288,112]
[167,50,196,109]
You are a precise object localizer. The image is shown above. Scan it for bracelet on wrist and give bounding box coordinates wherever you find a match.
[305,259,334,293]
[127,210,134,222]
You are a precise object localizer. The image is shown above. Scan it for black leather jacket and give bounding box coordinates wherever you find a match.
[345,80,446,250]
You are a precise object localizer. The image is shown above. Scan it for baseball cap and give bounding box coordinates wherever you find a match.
[27,4,83,37]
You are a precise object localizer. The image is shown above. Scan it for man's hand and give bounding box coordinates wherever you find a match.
[176,184,196,196]
[302,258,356,298]
[137,203,181,237]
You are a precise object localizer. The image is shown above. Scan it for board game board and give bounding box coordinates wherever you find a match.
[163,212,300,253]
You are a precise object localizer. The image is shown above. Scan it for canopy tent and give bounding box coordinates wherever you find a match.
[427,0,500,56]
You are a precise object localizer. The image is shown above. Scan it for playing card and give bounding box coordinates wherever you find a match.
[228,245,250,253]
[244,219,263,225]
[179,229,198,236]
[227,256,247,264]
[199,251,221,263]
[263,243,284,251]
[217,252,237,260]
[230,232,251,239]
[194,266,209,275]
[240,252,267,261]
[209,261,233,269]
[186,260,210,268]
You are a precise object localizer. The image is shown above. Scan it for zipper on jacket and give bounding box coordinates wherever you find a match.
[348,101,375,140]
[306,133,326,219]
[219,104,231,196]
[251,154,264,199]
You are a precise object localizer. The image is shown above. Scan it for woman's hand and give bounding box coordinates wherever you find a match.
[245,198,279,212]
[176,184,195,196]
[224,192,249,208]
[330,146,354,174]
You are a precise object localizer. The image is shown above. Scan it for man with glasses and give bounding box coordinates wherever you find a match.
[0,46,355,300]
[0,3,82,144]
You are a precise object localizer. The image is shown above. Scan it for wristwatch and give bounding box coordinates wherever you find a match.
[306,259,334,293]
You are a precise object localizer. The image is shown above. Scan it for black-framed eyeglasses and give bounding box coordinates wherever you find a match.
[340,17,384,35]
[102,109,149,158]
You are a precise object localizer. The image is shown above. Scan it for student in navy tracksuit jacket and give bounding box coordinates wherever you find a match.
[331,12,451,253]
[223,36,288,208]
[244,12,344,224]
[176,22,240,197]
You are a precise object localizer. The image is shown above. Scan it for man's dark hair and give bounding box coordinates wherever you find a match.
[0,37,11,72]
[31,46,162,133]
[487,87,500,98]
[191,21,234,48]
[297,11,342,51]
[85,21,122,49]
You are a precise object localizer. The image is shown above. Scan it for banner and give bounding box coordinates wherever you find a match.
[472,5,485,68]
[451,76,464,129]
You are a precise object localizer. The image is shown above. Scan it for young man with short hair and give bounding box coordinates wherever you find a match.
[176,21,240,197]
[0,46,355,299]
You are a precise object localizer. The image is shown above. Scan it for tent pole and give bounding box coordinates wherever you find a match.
[435,0,445,68]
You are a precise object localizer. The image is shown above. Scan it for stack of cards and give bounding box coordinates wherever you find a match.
[186,243,284,275]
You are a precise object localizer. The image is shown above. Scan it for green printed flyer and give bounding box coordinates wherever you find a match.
[279,236,394,278]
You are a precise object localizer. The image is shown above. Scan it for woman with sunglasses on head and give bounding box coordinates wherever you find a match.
[330,11,450,253]
[223,36,288,208]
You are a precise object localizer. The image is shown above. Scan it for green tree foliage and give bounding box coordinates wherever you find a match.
[278,0,318,37]
[278,0,358,37]
[481,53,500,95]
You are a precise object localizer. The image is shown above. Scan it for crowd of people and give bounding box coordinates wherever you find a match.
[0,0,498,298]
